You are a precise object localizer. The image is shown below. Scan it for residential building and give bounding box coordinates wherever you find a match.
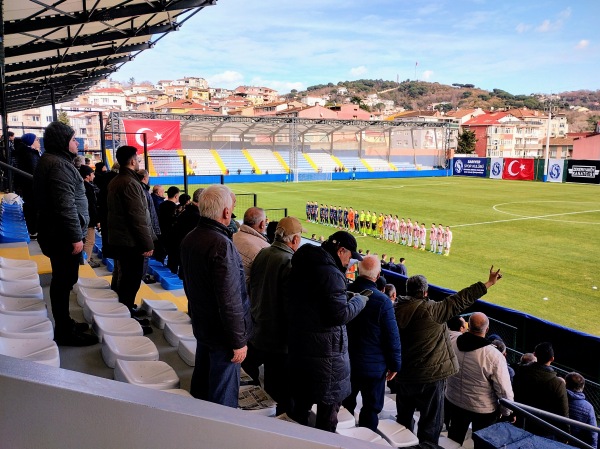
[81,88,127,110]
[150,99,213,114]
[548,137,574,159]
[234,86,280,105]
[446,108,485,125]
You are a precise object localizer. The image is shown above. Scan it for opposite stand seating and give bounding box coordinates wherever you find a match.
[113,359,180,390]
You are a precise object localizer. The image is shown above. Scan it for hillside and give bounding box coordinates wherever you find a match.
[294,79,600,132]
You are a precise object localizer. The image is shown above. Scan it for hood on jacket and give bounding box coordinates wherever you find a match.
[43,122,75,159]
[567,389,586,401]
[293,242,342,274]
[456,332,492,352]
[320,240,346,274]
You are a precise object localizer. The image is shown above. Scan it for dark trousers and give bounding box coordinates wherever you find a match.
[191,342,240,408]
[22,186,37,235]
[395,379,446,444]
[342,374,386,432]
[113,251,144,310]
[241,343,292,415]
[291,399,341,432]
[446,400,498,444]
[49,246,80,333]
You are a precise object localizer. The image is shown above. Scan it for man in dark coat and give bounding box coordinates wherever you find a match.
[394,266,503,444]
[180,184,252,408]
[107,146,155,316]
[15,133,41,237]
[288,231,367,432]
[79,165,100,267]
[343,255,402,432]
[513,342,569,439]
[34,122,97,346]
[170,188,202,276]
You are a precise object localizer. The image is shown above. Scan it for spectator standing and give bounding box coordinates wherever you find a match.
[151,185,165,213]
[15,133,41,237]
[94,162,119,257]
[232,207,269,287]
[343,255,401,431]
[513,342,569,438]
[394,267,503,444]
[565,372,597,449]
[79,165,100,267]
[288,231,367,432]
[396,257,407,276]
[243,216,305,415]
[107,146,155,320]
[170,188,202,276]
[445,312,514,445]
[136,169,161,282]
[34,122,97,346]
[180,185,251,408]
[158,186,180,273]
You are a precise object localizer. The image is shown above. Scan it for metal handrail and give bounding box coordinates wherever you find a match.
[0,160,33,180]
[500,398,598,449]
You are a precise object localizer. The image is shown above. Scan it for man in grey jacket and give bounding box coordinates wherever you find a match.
[242,216,305,415]
[445,312,514,444]
[394,266,502,444]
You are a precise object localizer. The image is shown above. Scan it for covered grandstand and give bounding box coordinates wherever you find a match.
[104,111,459,178]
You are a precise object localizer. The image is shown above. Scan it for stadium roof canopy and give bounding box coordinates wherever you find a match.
[0,0,217,115]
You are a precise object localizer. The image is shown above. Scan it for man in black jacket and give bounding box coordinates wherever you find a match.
[34,122,97,346]
[180,184,252,408]
[79,165,100,267]
[107,146,155,317]
[288,231,367,432]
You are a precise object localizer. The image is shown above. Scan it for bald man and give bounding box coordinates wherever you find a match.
[343,255,402,431]
[233,207,270,286]
[445,312,514,445]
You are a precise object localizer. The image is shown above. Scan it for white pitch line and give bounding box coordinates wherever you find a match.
[453,209,600,227]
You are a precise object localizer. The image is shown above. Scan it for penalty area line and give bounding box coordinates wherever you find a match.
[453,209,600,227]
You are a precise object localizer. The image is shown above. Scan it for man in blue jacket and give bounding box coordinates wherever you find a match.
[343,255,401,431]
[288,231,367,432]
[180,184,252,408]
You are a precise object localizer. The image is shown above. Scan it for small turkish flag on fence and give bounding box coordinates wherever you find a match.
[502,158,534,181]
[122,119,181,154]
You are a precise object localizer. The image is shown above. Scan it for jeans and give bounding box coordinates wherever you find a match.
[49,245,80,334]
[342,374,386,432]
[446,400,498,444]
[191,342,240,408]
[395,379,446,444]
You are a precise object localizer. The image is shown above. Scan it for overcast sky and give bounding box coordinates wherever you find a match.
[115,0,600,95]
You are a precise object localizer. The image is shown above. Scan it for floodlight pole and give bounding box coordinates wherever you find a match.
[543,100,557,182]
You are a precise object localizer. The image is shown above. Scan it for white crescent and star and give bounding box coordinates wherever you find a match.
[134,128,164,147]
[507,160,520,176]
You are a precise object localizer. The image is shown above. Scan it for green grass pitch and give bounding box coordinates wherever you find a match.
[191,177,600,336]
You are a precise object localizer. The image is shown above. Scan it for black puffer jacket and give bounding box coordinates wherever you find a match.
[180,216,252,350]
[288,243,365,405]
[33,126,88,255]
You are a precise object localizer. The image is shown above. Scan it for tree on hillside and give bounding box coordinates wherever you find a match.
[57,111,70,126]
[128,77,135,87]
[587,115,600,131]
[457,130,477,154]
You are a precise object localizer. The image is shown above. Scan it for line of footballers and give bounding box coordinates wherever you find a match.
[305,201,453,256]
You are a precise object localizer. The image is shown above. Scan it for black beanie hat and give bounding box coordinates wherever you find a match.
[43,121,75,156]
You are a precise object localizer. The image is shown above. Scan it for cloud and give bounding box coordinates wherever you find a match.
[575,39,590,50]
[559,7,572,19]
[515,23,531,33]
[249,77,305,93]
[422,70,434,80]
[536,20,552,32]
[350,66,368,77]
[206,71,244,88]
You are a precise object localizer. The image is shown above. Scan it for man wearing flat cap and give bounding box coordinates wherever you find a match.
[243,216,305,415]
[288,230,368,431]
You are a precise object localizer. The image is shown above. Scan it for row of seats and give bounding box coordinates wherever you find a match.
[0,256,60,367]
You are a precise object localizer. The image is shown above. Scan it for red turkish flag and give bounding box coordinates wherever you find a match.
[502,158,534,180]
[122,119,181,154]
